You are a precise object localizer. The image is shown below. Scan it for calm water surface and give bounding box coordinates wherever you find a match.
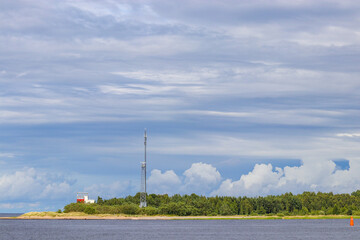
[0,219,358,240]
[0,213,22,217]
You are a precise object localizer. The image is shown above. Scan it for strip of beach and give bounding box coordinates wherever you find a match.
[0,212,357,220]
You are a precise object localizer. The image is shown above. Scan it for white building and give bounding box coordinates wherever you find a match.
[77,192,95,203]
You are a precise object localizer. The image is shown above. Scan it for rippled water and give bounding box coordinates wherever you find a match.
[0,219,359,240]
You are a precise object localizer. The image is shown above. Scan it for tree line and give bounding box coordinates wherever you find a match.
[63,190,360,216]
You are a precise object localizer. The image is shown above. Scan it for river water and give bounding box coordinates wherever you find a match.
[0,219,358,239]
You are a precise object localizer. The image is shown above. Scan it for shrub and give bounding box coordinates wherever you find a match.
[319,211,325,215]
[84,206,96,215]
[64,203,87,213]
[120,204,139,215]
[144,207,159,216]
[352,210,360,216]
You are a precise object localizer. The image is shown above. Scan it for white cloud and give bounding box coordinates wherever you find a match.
[0,96,66,107]
[289,26,360,47]
[148,162,221,195]
[281,159,335,186]
[148,159,360,197]
[337,133,360,138]
[41,182,71,199]
[110,67,358,99]
[183,162,221,193]
[182,109,344,126]
[151,133,360,161]
[111,68,219,84]
[1,64,359,125]
[212,158,360,197]
[184,110,252,118]
[0,168,73,201]
[99,84,175,96]
[0,152,15,158]
[225,23,360,47]
[148,169,181,194]
[1,0,360,211]
[0,202,40,209]
[80,36,199,56]
[65,0,162,23]
[16,72,29,78]
[212,164,283,196]
[99,83,208,97]
[66,1,133,21]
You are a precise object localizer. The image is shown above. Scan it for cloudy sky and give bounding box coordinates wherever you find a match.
[1,0,360,212]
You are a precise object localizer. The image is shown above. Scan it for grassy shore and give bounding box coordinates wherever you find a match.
[8,212,360,220]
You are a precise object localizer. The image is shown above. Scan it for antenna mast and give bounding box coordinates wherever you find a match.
[140,129,147,208]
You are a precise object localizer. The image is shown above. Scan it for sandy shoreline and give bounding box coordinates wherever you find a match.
[0,212,357,220]
[8,214,283,220]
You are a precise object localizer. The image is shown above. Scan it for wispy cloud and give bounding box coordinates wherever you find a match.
[149,133,360,161]
[1,0,360,211]
[0,152,15,158]
[337,133,360,138]
[111,69,218,84]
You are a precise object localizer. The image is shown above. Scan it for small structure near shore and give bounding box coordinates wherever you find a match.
[77,192,95,203]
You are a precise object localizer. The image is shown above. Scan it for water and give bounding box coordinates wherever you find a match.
[0,213,22,217]
[0,219,358,240]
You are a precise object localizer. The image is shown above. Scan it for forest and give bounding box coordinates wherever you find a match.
[63,190,360,216]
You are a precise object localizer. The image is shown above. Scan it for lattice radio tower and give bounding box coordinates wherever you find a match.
[139,129,147,208]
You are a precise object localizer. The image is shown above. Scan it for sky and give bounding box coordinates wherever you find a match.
[1,0,360,213]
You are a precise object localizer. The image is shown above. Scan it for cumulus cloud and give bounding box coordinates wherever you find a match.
[212,159,360,197]
[148,162,221,195]
[148,169,181,194]
[0,168,73,201]
[212,164,283,196]
[147,159,360,197]
[182,162,221,194]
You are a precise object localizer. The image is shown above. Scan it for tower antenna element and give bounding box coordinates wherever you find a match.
[140,129,147,208]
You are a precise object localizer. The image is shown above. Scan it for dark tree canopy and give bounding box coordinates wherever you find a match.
[64,191,360,216]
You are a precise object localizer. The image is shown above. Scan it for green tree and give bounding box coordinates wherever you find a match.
[97,196,104,205]
[332,204,340,215]
[62,190,360,217]
[219,203,233,215]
